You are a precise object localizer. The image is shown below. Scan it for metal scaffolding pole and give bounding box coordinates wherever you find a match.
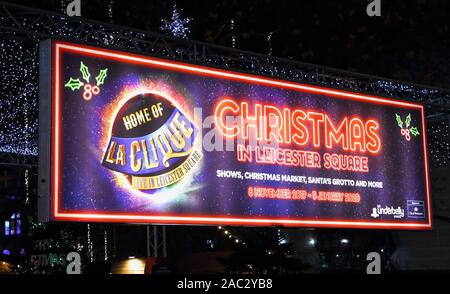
[146,225,167,258]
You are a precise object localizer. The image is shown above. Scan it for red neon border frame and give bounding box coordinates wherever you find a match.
[50,40,432,230]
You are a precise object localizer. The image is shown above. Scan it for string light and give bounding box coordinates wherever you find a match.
[428,120,450,167]
[277,228,288,245]
[108,0,114,24]
[24,169,30,205]
[60,0,66,13]
[0,39,38,155]
[230,19,236,48]
[104,229,108,261]
[267,32,273,56]
[218,226,247,247]
[160,4,192,39]
[87,224,94,262]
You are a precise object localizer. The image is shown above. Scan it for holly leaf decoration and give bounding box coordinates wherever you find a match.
[80,61,91,83]
[410,127,420,136]
[395,114,403,128]
[64,78,84,91]
[405,113,411,128]
[96,68,108,86]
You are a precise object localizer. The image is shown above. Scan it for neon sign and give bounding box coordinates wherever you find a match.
[38,40,432,229]
[215,98,380,172]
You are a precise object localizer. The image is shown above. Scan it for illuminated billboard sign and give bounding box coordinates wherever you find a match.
[39,40,432,229]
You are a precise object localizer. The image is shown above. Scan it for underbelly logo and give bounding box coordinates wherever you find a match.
[102,92,202,193]
[370,205,404,219]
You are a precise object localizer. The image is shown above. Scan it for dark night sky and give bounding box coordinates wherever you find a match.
[8,0,450,89]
